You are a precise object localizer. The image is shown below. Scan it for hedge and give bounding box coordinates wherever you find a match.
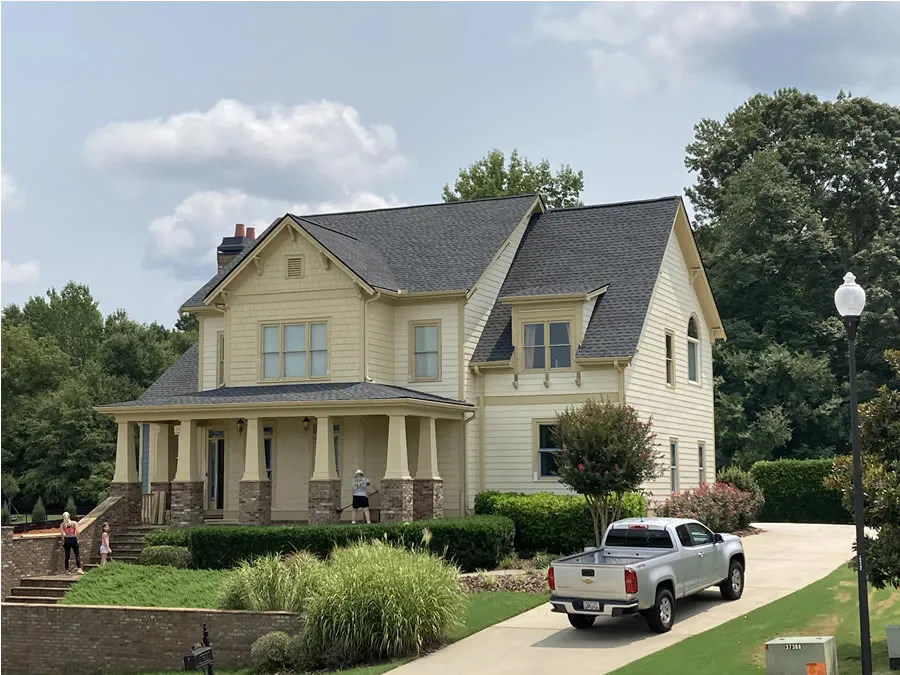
[144,515,514,572]
[139,545,193,568]
[474,490,646,555]
[749,458,851,524]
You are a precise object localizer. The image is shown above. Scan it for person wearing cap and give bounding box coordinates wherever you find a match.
[351,469,372,524]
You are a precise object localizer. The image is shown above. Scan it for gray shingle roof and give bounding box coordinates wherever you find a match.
[472,196,682,363]
[181,195,538,309]
[112,343,468,409]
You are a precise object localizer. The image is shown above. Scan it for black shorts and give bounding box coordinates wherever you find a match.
[352,495,369,509]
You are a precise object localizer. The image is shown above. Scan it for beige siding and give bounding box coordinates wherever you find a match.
[483,368,617,397]
[224,227,362,387]
[201,315,225,391]
[582,297,599,337]
[393,301,460,399]
[366,300,395,383]
[624,228,716,504]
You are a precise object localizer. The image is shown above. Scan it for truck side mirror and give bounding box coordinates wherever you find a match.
[714,533,724,544]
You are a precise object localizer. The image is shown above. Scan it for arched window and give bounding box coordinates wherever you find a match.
[687,316,700,383]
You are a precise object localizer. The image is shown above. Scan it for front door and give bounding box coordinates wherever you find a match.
[207,431,226,515]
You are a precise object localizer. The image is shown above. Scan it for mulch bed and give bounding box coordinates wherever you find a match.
[459,571,548,594]
[12,521,63,536]
[736,526,764,537]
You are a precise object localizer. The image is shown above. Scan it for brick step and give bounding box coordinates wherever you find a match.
[5,595,60,604]
[20,577,78,590]
[112,533,151,543]
[9,586,68,598]
[109,544,145,553]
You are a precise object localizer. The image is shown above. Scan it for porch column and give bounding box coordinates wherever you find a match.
[109,421,142,525]
[382,415,413,523]
[171,419,204,527]
[308,416,340,525]
[149,423,172,517]
[414,417,443,520]
[239,417,272,525]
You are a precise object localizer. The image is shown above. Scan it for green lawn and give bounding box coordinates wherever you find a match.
[611,563,900,675]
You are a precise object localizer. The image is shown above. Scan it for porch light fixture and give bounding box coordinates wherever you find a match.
[236,418,245,435]
[303,417,311,433]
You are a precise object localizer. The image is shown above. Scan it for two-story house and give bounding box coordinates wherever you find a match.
[97,193,725,527]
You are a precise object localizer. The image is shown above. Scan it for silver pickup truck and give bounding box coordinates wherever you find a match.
[548,517,745,633]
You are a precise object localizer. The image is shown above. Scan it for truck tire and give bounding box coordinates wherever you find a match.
[720,559,744,601]
[645,587,675,633]
[567,614,596,630]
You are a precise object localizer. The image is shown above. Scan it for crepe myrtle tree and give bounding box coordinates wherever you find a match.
[554,399,660,547]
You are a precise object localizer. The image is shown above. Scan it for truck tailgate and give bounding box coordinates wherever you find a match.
[552,563,631,601]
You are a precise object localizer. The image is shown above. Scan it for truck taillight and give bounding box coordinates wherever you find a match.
[624,569,638,595]
[547,566,555,591]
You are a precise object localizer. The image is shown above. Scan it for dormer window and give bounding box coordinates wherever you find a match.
[524,321,571,369]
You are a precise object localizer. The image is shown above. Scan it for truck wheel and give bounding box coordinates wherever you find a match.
[645,588,675,633]
[720,559,744,601]
[568,614,596,630]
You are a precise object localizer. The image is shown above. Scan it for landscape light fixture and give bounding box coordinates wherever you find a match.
[834,271,872,675]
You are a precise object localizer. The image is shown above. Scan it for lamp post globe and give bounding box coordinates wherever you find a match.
[836,271,872,675]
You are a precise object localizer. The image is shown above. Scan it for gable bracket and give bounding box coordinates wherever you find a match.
[289,225,298,242]
[320,252,332,270]
[689,266,702,283]
[252,256,263,275]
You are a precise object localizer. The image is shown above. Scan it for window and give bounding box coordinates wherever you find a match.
[670,440,678,492]
[537,423,560,478]
[687,317,700,383]
[698,442,705,484]
[216,331,225,387]
[524,321,571,370]
[605,528,674,549]
[264,426,273,480]
[675,525,693,547]
[665,332,675,385]
[333,424,340,476]
[411,322,440,381]
[687,522,714,546]
[261,321,328,380]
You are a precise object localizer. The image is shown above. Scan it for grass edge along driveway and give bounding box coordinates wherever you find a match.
[610,562,900,675]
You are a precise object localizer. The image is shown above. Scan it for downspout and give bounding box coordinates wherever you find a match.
[463,410,477,515]
[614,359,625,403]
[362,290,381,383]
[473,365,486,494]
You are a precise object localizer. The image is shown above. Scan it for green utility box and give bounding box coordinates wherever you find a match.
[765,636,838,675]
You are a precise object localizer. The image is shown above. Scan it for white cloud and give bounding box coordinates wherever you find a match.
[145,189,404,279]
[1,168,23,210]
[1,259,40,284]
[534,2,899,97]
[83,99,406,201]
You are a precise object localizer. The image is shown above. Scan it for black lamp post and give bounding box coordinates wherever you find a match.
[834,271,872,675]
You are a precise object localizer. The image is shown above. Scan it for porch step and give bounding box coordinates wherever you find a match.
[20,576,78,590]
[9,586,68,599]
[6,575,80,604]
[5,595,60,604]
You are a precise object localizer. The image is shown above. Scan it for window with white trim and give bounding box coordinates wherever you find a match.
[261,321,328,380]
[411,322,440,380]
[687,317,700,383]
[665,332,675,386]
[698,442,705,485]
[537,423,560,478]
[524,321,571,370]
[216,331,225,387]
[670,440,678,492]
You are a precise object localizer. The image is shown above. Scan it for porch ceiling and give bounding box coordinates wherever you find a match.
[94,381,473,421]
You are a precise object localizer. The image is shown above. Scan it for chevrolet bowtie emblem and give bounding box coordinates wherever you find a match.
[582,578,593,584]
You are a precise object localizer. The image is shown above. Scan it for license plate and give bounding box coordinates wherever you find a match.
[582,601,601,611]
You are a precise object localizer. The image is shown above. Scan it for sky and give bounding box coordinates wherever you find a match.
[2,1,899,327]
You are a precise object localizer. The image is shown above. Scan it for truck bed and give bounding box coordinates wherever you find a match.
[556,547,671,567]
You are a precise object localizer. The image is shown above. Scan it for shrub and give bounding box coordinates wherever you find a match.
[294,540,467,670]
[716,466,761,495]
[657,483,764,533]
[139,545,193,569]
[750,458,850,523]
[144,528,190,548]
[218,552,324,613]
[178,516,514,572]
[64,495,77,518]
[1,506,9,526]
[474,491,646,555]
[250,631,292,673]
[31,497,47,524]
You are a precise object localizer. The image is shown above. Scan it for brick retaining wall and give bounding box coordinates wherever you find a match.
[0,603,298,674]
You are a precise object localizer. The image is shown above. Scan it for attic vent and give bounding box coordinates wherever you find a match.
[286,257,304,279]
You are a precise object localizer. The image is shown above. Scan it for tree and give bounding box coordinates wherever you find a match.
[442,149,584,208]
[554,399,659,547]
[685,89,900,464]
[826,350,900,589]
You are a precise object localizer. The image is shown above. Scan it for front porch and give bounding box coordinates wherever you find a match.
[101,389,471,528]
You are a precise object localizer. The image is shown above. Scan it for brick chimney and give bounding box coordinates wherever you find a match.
[217,224,252,272]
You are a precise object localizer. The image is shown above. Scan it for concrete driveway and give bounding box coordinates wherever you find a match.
[394,523,855,675]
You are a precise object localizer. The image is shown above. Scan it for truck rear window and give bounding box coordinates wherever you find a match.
[604,529,674,549]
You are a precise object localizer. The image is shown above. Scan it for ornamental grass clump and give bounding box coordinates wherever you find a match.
[218,551,324,613]
[657,482,764,533]
[296,540,467,670]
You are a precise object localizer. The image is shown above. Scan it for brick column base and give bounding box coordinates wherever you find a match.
[108,482,142,526]
[170,482,205,527]
[308,479,341,525]
[238,481,272,525]
[381,478,414,523]
[413,479,443,520]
